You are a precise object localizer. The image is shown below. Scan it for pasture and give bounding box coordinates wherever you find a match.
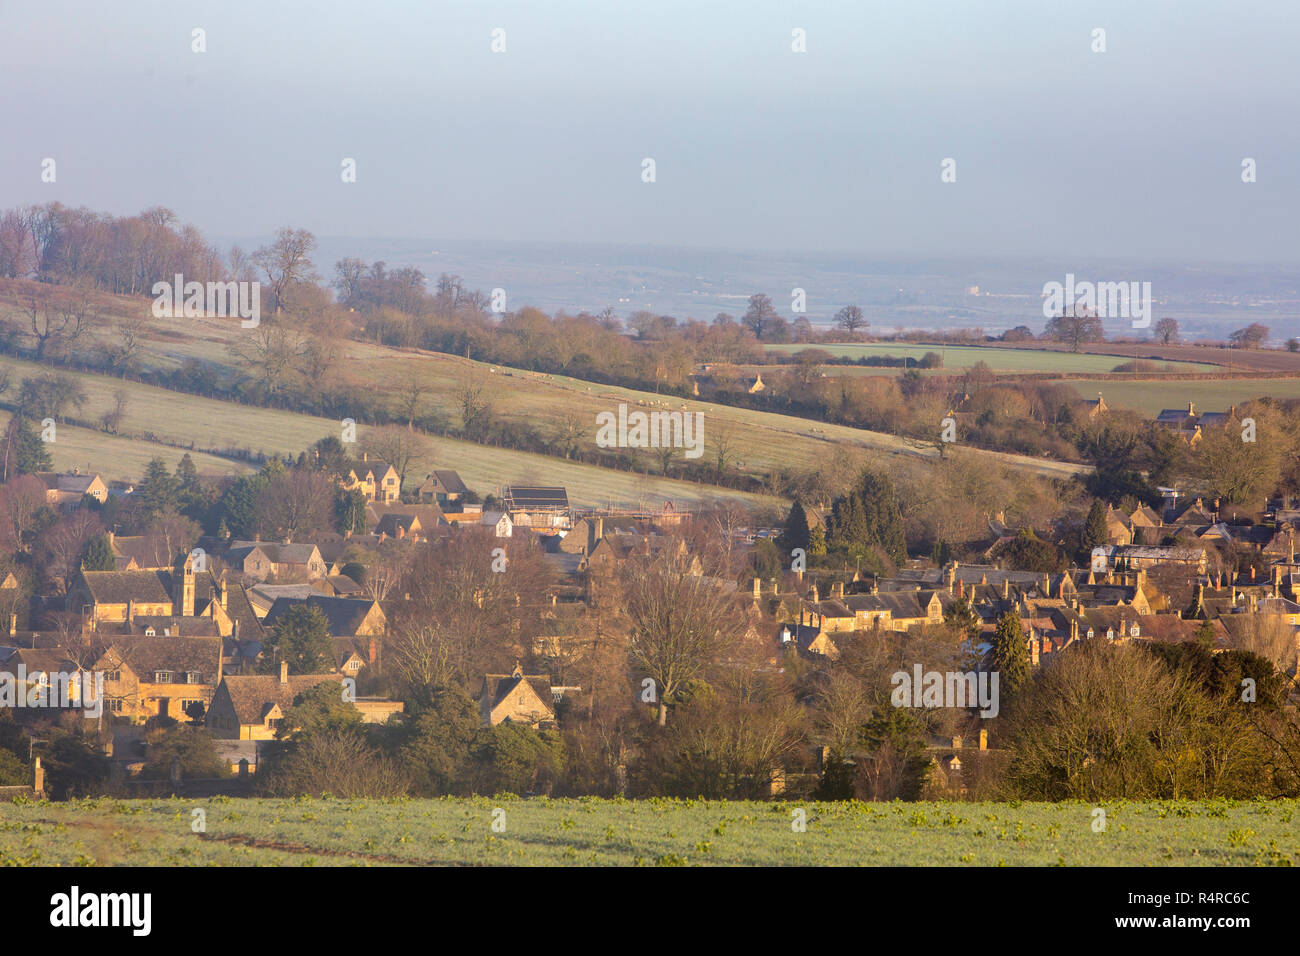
[0,796,1295,866]
[0,355,778,510]
[763,343,1219,374]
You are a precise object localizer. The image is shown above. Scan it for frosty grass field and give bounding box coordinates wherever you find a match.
[1,797,1296,866]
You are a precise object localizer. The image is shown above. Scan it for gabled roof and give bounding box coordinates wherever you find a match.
[375,513,420,537]
[110,535,175,570]
[263,596,384,637]
[423,470,469,495]
[340,458,396,480]
[1156,408,1197,427]
[195,573,263,635]
[81,570,173,606]
[326,574,364,596]
[1129,504,1162,527]
[0,645,81,674]
[95,636,222,682]
[214,673,344,726]
[367,503,446,532]
[479,670,554,717]
[229,541,323,566]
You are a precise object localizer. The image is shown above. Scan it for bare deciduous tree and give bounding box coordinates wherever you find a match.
[621,554,742,725]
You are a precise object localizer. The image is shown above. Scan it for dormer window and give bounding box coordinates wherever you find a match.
[155,670,173,683]
[186,671,202,684]
[144,627,156,636]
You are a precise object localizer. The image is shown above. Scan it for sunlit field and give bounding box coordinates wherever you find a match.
[2,797,1295,866]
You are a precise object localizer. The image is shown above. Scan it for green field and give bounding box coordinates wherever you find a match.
[0,316,1090,495]
[0,355,779,511]
[1,796,1295,866]
[1059,378,1300,417]
[0,410,254,480]
[764,343,1220,374]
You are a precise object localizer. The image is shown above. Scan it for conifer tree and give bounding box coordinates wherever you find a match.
[990,611,1029,695]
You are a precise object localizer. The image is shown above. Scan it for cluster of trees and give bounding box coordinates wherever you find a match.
[1076,400,1300,509]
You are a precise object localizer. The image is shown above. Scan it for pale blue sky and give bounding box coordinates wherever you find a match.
[2,0,1296,262]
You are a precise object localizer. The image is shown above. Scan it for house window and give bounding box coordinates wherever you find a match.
[106,670,120,682]
[107,698,124,713]
[154,671,173,683]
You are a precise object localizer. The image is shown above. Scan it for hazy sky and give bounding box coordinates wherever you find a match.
[3,0,1297,263]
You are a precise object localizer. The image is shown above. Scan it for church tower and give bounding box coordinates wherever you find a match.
[173,551,195,617]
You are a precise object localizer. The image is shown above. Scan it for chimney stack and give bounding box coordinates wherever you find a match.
[979,729,988,751]
[279,659,289,684]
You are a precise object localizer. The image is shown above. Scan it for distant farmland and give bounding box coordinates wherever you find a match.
[763,343,1219,374]
[1,797,1296,866]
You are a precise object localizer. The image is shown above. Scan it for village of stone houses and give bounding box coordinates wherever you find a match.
[1,420,1299,819]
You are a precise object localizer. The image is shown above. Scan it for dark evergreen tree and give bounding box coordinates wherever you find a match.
[134,457,180,520]
[857,471,907,564]
[266,605,334,675]
[1081,499,1109,557]
[219,471,271,539]
[780,499,811,553]
[337,487,368,535]
[81,533,116,571]
[3,416,52,479]
[990,612,1030,695]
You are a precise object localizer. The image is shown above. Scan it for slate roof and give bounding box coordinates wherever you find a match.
[81,570,173,606]
[228,541,322,566]
[340,458,395,480]
[0,645,80,674]
[215,673,344,725]
[425,470,469,495]
[1156,408,1198,428]
[375,513,420,537]
[326,574,364,596]
[331,636,374,668]
[194,574,264,643]
[107,616,221,638]
[480,672,554,712]
[263,596,383,637]
[110,535,176,570]
[97,637,222,683]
